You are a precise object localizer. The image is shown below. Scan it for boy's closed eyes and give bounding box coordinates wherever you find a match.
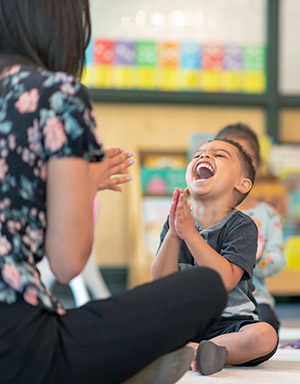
[193,148,232,160]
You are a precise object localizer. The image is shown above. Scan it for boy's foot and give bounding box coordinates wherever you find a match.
[122,346,194,384]
[196,340,227,376]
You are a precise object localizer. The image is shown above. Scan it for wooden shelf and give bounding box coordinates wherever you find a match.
[266,270,300,296]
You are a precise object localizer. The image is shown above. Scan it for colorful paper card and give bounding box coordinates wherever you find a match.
[180,42,201,70]
[202,70,222,92]
[136,67,156,89]
[115,41,135,66]
[94,64,113,88]
[221,72,243,92]
[158,67,179,90]
[94,39,115,65]
[114,67,135,88]
[243,45,266,71]
[159,43,179,67]
[85,40,94,66]
[136,42,157,67]
[224,45,243,71]
[203,44,224,70]
[81,65,96,87]
[179,70,201,90]
[243,71,266,93]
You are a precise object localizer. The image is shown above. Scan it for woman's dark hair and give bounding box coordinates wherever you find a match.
[0,0,91,77]
[215,123,261,166]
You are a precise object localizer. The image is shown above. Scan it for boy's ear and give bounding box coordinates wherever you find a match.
[184,187,190,195]
[235,178,252,195]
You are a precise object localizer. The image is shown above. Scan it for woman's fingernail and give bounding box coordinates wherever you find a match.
[129,159,135,165]
[128,152,134,157]
[127,177,133,181]
[120,148,125,152]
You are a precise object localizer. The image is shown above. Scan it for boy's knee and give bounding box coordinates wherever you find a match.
[244,322,278,354]
[258,322,278,352]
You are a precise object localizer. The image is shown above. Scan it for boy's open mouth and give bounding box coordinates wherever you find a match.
[194,161,215,180]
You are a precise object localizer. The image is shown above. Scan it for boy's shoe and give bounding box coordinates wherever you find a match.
[196,340,227,376]
[122,346,194,384]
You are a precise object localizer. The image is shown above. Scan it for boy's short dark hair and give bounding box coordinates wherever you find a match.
[213,138,256,206]
[215,123,261,166]
[0,0,91,77]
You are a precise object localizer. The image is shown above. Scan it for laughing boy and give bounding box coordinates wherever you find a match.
[152,138,278,376]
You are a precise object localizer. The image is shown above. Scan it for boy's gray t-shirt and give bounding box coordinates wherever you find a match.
[158,209,259,320]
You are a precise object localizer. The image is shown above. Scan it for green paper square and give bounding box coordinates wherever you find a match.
[136,42,158,67]
[243,45,266,71]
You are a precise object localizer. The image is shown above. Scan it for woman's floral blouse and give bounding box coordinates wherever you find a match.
[0,64,104,314]
[243,202,286,307]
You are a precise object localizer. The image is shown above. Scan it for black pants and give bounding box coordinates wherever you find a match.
[0,268,227,384]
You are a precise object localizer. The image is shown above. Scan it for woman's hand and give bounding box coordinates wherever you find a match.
[89,148,135,193]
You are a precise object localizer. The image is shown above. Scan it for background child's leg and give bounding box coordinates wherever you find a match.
[259,303,280,334]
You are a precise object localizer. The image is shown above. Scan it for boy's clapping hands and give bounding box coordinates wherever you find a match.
[169,188,197,241]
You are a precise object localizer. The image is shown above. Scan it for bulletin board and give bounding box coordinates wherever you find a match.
[83,0,267,94]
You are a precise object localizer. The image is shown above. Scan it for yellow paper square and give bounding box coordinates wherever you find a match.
[136,67,156,89]
[221,71,243,92]
[202,70,222,92]
[158,68,179,91]
[113,67,135,89]
[243,71,266,93]
[81,66,96,88]
[179,71,201,91]
[94,65,113,88]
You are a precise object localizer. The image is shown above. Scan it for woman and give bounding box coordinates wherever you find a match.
[0,1,227,383]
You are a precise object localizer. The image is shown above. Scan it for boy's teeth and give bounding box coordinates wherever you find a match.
[196,163,214,173]
[195,162,214,179]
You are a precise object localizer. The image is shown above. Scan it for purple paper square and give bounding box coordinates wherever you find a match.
[224,45,243,70]
[115,41,135,66]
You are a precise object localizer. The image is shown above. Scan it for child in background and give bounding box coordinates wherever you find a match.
[215,123,286,334]
[152,138,278,375]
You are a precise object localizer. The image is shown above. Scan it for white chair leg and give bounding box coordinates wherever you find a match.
[69,275,91,307]
[38,257,91,307]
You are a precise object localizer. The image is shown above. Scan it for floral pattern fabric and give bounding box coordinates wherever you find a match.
[0,65,104,314]
[243,202,286,307]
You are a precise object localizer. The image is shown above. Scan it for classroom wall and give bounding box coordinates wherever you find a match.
[280,109,300,142]
[92,103,265,273]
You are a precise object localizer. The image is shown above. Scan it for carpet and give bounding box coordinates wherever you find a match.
[177,328,300,384]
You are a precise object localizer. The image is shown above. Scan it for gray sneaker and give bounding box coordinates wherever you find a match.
[196,340,227,376]
[122,347,195,384]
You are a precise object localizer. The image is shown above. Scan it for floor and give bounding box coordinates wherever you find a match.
[177,299,300,384]
[178,348,300,384]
